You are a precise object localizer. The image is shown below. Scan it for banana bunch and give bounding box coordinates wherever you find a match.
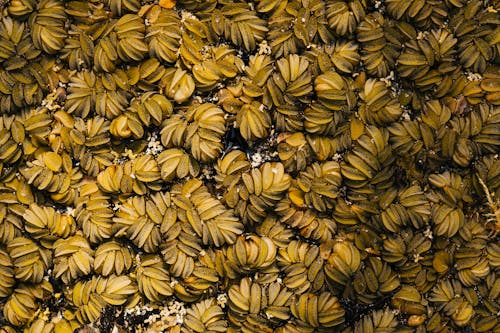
[0,17,29,66]
[274,104,304,133]
[487,242,500,271]
[324,239,361,288]
[160,207,202,278]
[19,151,83,205]
[397,29,458,92]
[277,240,325,293]
[340,126,395,194]
[135,254,173,302]
[276,198,337,241]
[378,184,431,233]
[183,299,227,332]
[97,154,161,196]
[157,148,200,182]
[192,46,244,92]
[29,0,67,54]
[326,0,365,37]
[64,0,110,26]
[385,0,447,30]
[382,229,432,267]
[176,0,217,12]
[305,126,352,161]
[161,67,195,104]
[70,275,138,324]
[211,3,268,52]
[114,14,148,62]
[332,195,379,226]
[23,203,76,248]
[3,288,39,327]
[214,150,251,206]
[314,71,349,112]
[94,240,133,276]
[253,0,287,15]
[7,236,51,284]
[429,279,475,327]
[113,89,172,138]
[293,161,342,212]
[59,114,113,177]
[0,56,48,113]
[218,55,272,113]
[473,154,500,201]
[450,1,498,74]
[112,193,165,252]
[60,30,94,71]
[353,308,399,333]
[290,292,345,329]
[469,103,500,155]
[353,256,400,305]
[6,0,37,18]
[93,32,119,73]
[0,248,15,298]
[358,79,402,125]
[171,179,244,247]
[455,244,490,287]
[267,9,301,58]
[356,12,409,78]
[127,58,164,91]
[142,7,181,64]
[161,103,226,162]
[391,285,426,315]
[65,71,98,118]
[0,187,27,244]
[172,250,219,302]
[185,103,226,162]
[226,234,277,274]
[388,119,428,158]
[277,132,314,173]
[276,0,332,57]
[66,70,128,122]
[429,204,465,238]
[94,71,131,120]
[481,73,500,106]
[265,54,312,107]
[53,233,94,284]
[428,171,470,206]
[0,115,25,165]
[178,26,208,70]
[235,101,272,141]
[331,40,361,74]
[255,215,294,248]
[105,0,140,17]
[228,277,292,330]
[24,317,80,333]
[231,162,291,226]
[109,112,144,139]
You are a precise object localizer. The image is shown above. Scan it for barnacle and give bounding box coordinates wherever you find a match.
[0,0,498,331]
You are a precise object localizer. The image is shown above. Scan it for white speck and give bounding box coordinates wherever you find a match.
[217,293,228,308]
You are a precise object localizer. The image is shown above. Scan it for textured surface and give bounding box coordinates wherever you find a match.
[0,0,499,332]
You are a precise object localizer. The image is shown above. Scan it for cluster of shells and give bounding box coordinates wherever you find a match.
[0,0,499,331]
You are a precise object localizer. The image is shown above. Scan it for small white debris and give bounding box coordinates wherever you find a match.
[217,293,228,308]
[466,72,482,81]
[423,227,433,240]
[258,40,272,55]
[251,153,263,167]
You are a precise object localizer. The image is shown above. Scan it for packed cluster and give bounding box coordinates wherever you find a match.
[0,0,499,332]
